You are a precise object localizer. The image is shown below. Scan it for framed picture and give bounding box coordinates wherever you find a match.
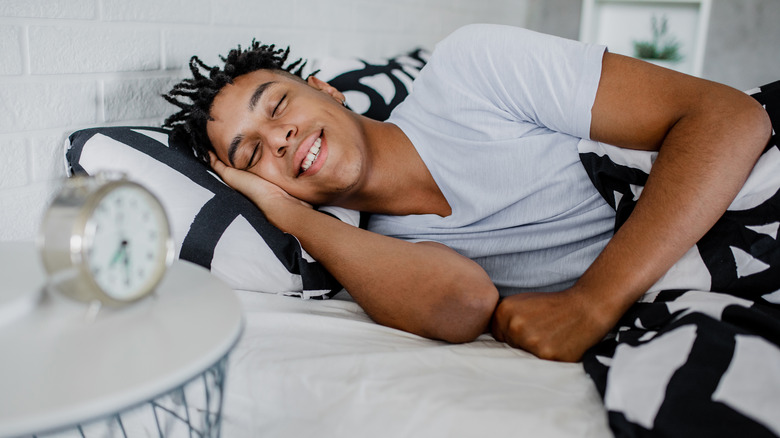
[579,0,712,76]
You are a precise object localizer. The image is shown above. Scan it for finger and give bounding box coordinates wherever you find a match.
[208,152,226,177]
[208,152,250,192]
[490,313,505,342]
[208,151,226,174]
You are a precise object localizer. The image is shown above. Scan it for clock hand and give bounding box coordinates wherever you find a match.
[110,239,128,267]
[122,243,131,285]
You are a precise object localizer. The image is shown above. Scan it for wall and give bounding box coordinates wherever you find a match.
[524,0,780,91]
[525,0,582,41]
[702,0,780,90]
[0,0,528,241]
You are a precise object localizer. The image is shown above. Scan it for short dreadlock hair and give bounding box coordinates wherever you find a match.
[162,41,310,165]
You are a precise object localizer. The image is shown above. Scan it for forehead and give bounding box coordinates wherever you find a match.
[212,69,289,112]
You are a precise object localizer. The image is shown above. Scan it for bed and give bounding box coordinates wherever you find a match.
[9,51,780,437]
[220,289,611,437]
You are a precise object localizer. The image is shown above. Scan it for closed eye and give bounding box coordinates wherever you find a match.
[272,94,286,117]
[241,144,260,171]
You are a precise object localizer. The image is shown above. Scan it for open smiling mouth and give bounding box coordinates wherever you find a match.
[299,136,322,175]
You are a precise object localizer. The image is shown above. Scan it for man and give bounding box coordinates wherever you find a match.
[164,24,771,363]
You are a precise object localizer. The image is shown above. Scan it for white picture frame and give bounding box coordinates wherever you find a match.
[579,0,712,76]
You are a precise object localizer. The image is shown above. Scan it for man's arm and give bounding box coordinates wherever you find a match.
[209,154,499,343]
[491,52,772,362]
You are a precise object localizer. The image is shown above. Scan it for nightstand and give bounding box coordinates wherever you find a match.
[0,242,243,437]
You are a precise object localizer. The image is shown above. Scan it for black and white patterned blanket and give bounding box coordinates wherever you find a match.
[578,81,780,437]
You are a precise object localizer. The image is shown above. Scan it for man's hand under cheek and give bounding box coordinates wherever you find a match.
[208,152,313,226]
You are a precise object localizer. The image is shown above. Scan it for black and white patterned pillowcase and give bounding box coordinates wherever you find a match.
[311,48,430,121]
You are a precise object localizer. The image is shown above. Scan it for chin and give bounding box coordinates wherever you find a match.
[296,156,363,206]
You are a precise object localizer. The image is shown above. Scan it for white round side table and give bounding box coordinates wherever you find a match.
[0,241,243,437]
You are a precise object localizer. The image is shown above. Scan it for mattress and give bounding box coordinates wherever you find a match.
[220,290,613,437]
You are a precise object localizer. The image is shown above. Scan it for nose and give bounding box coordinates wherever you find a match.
[268,124,295,157]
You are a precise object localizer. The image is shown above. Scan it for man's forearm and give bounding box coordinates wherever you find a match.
[491,92,770,361]
[266,203,499,343]
[580,82,772,327]
[208,151,498,343]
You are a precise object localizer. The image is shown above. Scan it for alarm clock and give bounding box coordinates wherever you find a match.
[38,173,174,306]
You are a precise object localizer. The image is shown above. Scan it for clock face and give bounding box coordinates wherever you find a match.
[82,185,170,301]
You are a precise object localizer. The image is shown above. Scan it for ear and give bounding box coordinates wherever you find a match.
[307,76,346,105]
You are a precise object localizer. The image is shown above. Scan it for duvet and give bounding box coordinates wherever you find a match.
[578,81,780,437]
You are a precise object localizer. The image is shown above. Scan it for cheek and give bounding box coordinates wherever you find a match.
[251,161,283,185]
[250,161,311,200]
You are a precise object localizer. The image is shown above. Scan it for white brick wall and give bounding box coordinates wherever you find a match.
[29,25,161,73]
[0,0,529,241]
[0,25,22,74]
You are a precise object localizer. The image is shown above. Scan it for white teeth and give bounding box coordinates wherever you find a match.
[301,137,322,172]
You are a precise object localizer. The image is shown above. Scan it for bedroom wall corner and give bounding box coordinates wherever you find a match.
[702,0,780,91]
[0,0,529,242]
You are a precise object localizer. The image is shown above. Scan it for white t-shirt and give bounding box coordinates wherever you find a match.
[367,24,616,296]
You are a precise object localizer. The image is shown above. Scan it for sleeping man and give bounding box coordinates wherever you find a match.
[163,23,773,364]
[164,24,780,435]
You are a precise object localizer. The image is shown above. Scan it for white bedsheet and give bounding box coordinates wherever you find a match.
[221,290,613,437]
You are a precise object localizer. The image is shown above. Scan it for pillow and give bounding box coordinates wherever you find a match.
[66,126,359,299]
[312,48,430,121]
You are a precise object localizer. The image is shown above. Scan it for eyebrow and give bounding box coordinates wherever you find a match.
[249,81,276,111]
[227,134,244,166]
[227,81,277,166]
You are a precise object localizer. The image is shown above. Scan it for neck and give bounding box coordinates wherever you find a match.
[338,118,451,217]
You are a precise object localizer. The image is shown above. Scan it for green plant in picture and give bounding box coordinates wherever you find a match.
[633,14,683,61]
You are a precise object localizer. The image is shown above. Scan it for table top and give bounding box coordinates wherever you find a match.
[0,241,244,437]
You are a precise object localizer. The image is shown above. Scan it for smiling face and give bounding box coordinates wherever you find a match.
[206,69,367,205]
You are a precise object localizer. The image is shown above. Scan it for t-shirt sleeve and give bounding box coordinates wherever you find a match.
[422,24,606,140]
